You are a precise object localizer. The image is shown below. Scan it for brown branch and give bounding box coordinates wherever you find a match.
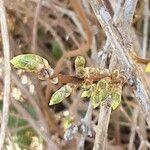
[54,0,92,75]
[131,52,150,65]
[31,0,42,52]
[0,0,11,149]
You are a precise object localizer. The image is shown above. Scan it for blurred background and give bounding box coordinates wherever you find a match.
[0,0,150,149]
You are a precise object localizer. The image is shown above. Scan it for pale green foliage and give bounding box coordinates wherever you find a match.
[63,116,74,130]
[49,85,73,105]
[91,87,102,108]
[75,56,85,68]
[81,88,92,98]
[75,56,86,78]
[91,78,110,108]
[145,63,150,72]
[10,54,49,72]
[76,67,86,78]
[111,85,122,110]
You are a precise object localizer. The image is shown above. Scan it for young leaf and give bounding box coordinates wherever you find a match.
[75,56,86,68]
[51,41,62,60]
[49,91,66,105]
[63,116,74,130]
[10,54,49,72]
[81,88,92,98]
[49,85,73,105]
[111,85,122,110]
[91,89,102,108]
[76,67,85,78]
[145,63,150,72]
[91,79,111,108]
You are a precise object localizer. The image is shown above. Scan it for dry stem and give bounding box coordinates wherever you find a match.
[89,0,150,127]
[93,98,111,150]
[0,0,11,149]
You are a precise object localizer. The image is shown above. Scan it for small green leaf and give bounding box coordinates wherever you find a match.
[145,63,150,72]
[63,116,73,130]
[81,89,92,98]
[91,89,102,108]
[111,85,122,110]
[10,54,49,72]
[75,56,85,68]
[49,85,73,106]
[76,67,85,78]
[49,91,66,105]
[91,79,111,108]
[52,41,62,60]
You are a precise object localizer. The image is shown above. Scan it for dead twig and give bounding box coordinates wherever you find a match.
[142,0,149,58]
[89,0,150,127]
[0,0,11,149]
[54,0,92,75]
[93,98,111,150]
[77,102,93,150]
[31,0,42,52]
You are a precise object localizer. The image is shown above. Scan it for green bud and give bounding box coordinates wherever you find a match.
[81,81,91,90]
[63,116,74,130]
[75,56,86,68]
[10,54,49,72]
[111,84,122,110]
[76,67,85,78]
[97,78,111,90]
[49,85,73,105]
[81,88,92,98]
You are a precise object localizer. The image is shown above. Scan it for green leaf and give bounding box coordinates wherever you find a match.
[91,79,111,108]
[49,85,72,105]
[52,41,62,60]
[75,56,86,68]
[10,54,49,72]
[76,67,86,78]
[17,127,35,148]
[81,89,92,98]
[145,63,150,72]
[111,85,122,110]
[91,90,102,108]
[63,116,73,130]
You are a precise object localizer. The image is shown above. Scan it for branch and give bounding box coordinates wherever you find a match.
[142,0,149,58]
[89,0,150,127]
[93,98,111,150]
[128,106,139,150]
[98,0,138,67]
[31,0,42,52]
[54,0,92,75]
[77,102,93,150]
[0,0,11,149]
[117,0,138,32]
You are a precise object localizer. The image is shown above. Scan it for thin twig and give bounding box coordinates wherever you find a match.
[89,0,150,127]
[77,102,93,150]
[128,106,139,150]
[31,0,42,52]
[93,98,112,150]
[0,0,11,149]
[142,0,149,58]
[139,108,148,150]
[11,99,59,150]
